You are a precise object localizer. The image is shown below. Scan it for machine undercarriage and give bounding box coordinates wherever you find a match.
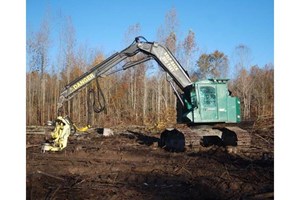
[160,124,251,154]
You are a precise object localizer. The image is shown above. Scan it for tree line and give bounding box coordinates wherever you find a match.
[26,8,273,127]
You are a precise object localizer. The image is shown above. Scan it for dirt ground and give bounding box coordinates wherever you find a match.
[26,121,273,200]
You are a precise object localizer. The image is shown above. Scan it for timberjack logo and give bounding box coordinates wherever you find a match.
[161,52,179,72]
[71,73,95,92]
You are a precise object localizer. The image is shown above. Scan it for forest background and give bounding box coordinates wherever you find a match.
[26,6,273,127]
[4,1,300,199]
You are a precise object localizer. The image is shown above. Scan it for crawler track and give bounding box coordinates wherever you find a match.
[162,125,252,156]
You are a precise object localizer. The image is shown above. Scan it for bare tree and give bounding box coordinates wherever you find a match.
[26,12,51,125]
[249,64,274,117]
[164,7,179,38]
[231,44,254,119]
[123,23,145,124]
[232,44,253,76]
[182,29,198,74]
[155,7,181,125]
[234,68,255,119]
[197,50,229,79]
[60,16,77,118]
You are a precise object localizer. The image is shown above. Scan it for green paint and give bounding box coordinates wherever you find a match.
[178,79,241,124]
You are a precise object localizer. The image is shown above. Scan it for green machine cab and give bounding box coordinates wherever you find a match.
[178,79,241,124]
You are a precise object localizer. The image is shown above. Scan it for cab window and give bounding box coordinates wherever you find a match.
[199,86,216,107]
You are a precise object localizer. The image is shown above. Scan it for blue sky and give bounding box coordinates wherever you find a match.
[26,0,274,71]
[2,1,300,198]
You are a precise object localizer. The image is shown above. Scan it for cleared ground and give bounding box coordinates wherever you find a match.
[26,121,273,200]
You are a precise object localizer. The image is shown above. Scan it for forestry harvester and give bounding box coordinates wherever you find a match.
[42,36,250,153]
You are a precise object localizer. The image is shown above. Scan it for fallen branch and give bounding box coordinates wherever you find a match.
[181,167,193,178]
[174,158,192,173]
[248,192,274,199]
[254,133,271,144]
[37,170,65,181]
[26,131,45,135]
[71,179,86,187]
[26,144,40,148]
[47,185,62,200]
[223,164,232,180]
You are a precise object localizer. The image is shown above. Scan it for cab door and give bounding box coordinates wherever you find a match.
[198,86,218,121]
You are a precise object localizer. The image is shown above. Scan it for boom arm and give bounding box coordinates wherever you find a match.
[57,36,193,113]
